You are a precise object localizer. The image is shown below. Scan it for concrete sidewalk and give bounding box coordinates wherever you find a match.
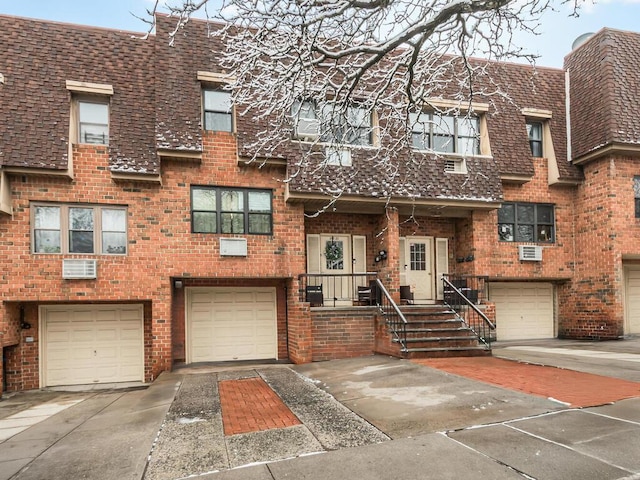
[1,339,639,480]
[194,397,640,480]
[0,373,178,480]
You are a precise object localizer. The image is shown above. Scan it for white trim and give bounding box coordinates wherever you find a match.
[0,169,12,215]
[65,80,114,96]
[197,71,235,84]
[521,107,553,119]
[427,98,490,113]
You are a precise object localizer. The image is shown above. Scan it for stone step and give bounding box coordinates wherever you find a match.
[404,346,491,358]
[403,335,479,343]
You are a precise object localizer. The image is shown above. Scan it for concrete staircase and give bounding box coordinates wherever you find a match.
[393,305,490,358]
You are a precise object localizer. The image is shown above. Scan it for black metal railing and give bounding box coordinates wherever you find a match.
[442,275,495,348]
[299,272,378,307]
[442,274,488,305]
[374,278,409,352]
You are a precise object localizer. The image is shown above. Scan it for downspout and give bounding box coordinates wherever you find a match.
[565,69,572,163]
[284,284,289,361]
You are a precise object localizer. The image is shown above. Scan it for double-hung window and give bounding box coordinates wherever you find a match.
[292,100,373,146]
[634,177,640,218]
[527,121,543,157]
[410,113,480,155]
[33,204,127,254]
[66,81,113,146]
[498,202,555,243]
[191,186,273,235]
[78,100,109,145]
[203,89,233,132]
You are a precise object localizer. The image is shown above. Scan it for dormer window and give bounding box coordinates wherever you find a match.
[292,100,374,146]
[410,113,480,155]
[66,80,113,147]
[203,89,233,132]
[527,121,543,157]
[78,100,109,145]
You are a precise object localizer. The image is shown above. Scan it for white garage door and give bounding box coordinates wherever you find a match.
[42,304,144,387]
[625,269,640,334]
[188,287,277,362]
[490,283,554,341]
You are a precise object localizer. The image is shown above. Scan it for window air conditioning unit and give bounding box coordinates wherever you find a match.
[62,259,97,279]
[325,148,352,166]
[295,118,319,139]
[220,238,248,257]
[519,245,542,261]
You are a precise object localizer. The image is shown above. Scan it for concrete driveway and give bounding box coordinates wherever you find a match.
[0,338,639,480]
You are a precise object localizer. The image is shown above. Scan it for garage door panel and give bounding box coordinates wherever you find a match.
[491,283,554,341]
[71,329,96,342]
[43,305,144,387]
[626,270,640,334]
[234,291,255,303]
[188,287,277,362]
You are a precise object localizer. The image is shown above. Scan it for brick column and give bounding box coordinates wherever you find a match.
[375,207,401,303]
[286,276,313,363]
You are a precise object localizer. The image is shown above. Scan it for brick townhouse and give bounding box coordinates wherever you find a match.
[0,13,639,393]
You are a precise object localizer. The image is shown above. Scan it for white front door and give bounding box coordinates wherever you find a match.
[320,234,352,303]
[306,234,367,305]
[400,236,434,302]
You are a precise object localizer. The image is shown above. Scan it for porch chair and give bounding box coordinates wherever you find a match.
[305,284,324,306]
[357,286,373,305]
[400,285,414,305]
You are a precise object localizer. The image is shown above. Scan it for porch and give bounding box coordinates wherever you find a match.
[298,272,495,360]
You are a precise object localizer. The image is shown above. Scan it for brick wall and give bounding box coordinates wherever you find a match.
[563,155,640,339]
[0,130,308,389]
[311,308,376,361]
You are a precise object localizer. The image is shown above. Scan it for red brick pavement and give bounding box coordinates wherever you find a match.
[414,357,640,408]
[218,377,301,435]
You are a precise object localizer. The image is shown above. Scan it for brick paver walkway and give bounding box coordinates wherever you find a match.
[414,357,640,407]
[218,377,301,435]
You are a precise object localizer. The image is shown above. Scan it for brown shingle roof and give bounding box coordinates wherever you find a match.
[0,14,583,193]
[566,28,640,160]
[0,15,157,174]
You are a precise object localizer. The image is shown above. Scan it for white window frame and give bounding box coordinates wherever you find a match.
[66,81,113,147]
[202,88,233,132]
[410,112,480,156]
[32,203,128,255]
[292,99,375,147]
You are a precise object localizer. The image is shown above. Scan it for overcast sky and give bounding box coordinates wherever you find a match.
[2,0,640,68]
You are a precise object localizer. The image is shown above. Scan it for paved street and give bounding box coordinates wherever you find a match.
[0,338,639,480]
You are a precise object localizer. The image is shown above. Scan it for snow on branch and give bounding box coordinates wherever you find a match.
[148,0,578,205]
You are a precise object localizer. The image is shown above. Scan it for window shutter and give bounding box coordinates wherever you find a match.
[399,237,407,285]
[352,235,367,289]
[435,238,449,300]
[352,236,367,273]
[306,234,321,273]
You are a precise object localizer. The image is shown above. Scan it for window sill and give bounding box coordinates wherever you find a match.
[291,139,378,150]
[412,150,492,160]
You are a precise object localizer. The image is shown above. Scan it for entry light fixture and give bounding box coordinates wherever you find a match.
[374,249,388,263]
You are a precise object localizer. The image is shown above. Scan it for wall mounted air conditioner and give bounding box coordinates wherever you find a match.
[62,259,97,279]
[518,245,542,261]
[325,148,352,166]
[295,118,319,140]
[220,238,248,257]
